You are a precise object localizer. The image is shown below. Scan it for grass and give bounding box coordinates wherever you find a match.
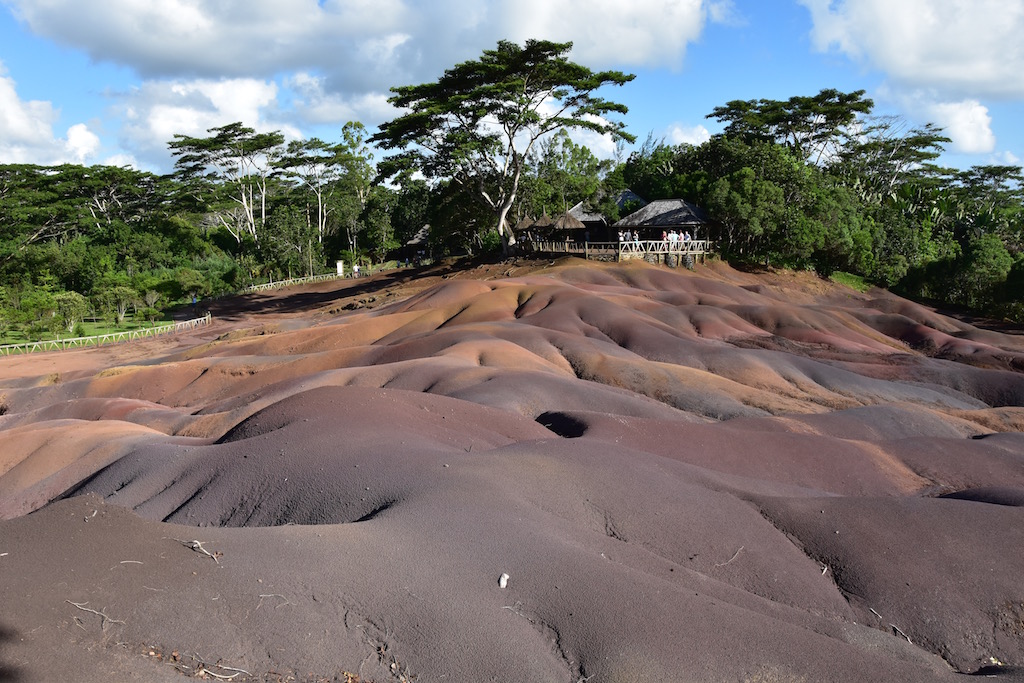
[829,271,872,293]
[0,318,174,347]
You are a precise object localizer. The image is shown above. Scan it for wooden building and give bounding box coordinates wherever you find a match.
[612,198,709,239]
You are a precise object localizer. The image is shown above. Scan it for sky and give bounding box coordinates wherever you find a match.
[1,0,1023,174]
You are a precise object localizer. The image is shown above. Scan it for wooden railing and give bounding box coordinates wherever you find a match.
[242,272,344,293]
[0,313,212,356]
[527,239,710,261]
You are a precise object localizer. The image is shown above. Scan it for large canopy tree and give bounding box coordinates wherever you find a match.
[708,88,873,166]
[371,39,635,250]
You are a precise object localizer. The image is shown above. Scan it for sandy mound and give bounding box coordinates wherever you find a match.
[2,258,1023,682]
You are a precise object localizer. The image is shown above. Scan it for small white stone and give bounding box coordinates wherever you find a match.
[498,573,510,588]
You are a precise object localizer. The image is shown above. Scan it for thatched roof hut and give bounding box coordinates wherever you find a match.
[531,214,555,231]
[513,216,536,233]
[553,212,585,231]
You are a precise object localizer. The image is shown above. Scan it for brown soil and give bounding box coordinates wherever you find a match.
[2,256,1023,682]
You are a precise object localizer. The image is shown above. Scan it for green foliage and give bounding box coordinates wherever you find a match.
[708,88,873,165]
[93,285,139,325]
[521,130,605,216]
[829,271,872,292]
[621,135,683,201]
[479,230,503,254]
[361,186,398,262]
[2,81,1021,324]
[175,269,207,300]
[137,307,161,324]
[372,39,634,250]
[389,176,431,246]
[952,234,1014,308]
[426,180,496,256]
[170,122,285,245]
[53,291,90,334]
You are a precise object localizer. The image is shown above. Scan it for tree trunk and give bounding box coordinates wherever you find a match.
[495,198,517,255]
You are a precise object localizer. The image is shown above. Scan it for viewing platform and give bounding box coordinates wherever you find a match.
[525,239,711,265]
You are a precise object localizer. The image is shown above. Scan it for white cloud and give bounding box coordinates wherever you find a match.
[286,73,398,126]
[878,83,1000,156]
[4,1,727,168]
[926,100,996,154]
[101,153,139,168]
[0,65,57,148]
[798,0,1024,99]
[991,150,1021,166]
[667,123,711,146]
[501,0,708,68]
[0,61,101,164]
[65,123,100,162]
[4,0,409,80]
[113,77,303,169]
[6,0,720,85]
[707,0,745,26]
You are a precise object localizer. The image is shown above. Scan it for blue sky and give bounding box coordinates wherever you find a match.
[2,0,1022,173]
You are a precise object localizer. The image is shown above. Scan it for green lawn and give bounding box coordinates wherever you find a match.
[0,318,174,347]
[829,271,872,293]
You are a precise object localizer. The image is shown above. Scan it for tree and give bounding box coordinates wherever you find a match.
[526,129,604,215]
[708,89,873,165]
[263,202,322,278]
[388,174,431,246]
[330,122,376,260]
[832,116,950,203]
[53,291,90,334]
[621,135,682,201]
[361,186,398,263]
[371,39,635,251]
[952,164,1024,250]
[94,285,138,325]
[169,123,285,244]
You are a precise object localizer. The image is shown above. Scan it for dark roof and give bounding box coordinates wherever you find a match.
[568,189,648,226]
[612,199,708,228]
[613,189,647,210]
[568,202,605,224]
[405,224,430,246]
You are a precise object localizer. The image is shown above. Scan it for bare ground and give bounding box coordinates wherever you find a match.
[2,257,1024,682]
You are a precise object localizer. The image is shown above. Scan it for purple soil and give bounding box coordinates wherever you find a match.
[2,257,1023,682]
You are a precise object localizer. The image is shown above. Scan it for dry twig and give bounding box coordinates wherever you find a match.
[170,538,222,564]
[891,624,912,643]
[66,600,125,629]
[714,546,744,568]
[256,593,292,610]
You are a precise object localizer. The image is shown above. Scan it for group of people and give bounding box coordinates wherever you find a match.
[662,229,693,248]
[616,229,694,248]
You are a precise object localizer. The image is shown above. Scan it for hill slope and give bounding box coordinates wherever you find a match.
[2,258,1023,682]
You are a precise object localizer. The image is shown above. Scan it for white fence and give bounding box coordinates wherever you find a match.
[241,272,345,293]
[0,313,212,356]
[527,239,711,261]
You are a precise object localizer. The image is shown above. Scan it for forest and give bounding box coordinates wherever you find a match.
[1,43,1021,344]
